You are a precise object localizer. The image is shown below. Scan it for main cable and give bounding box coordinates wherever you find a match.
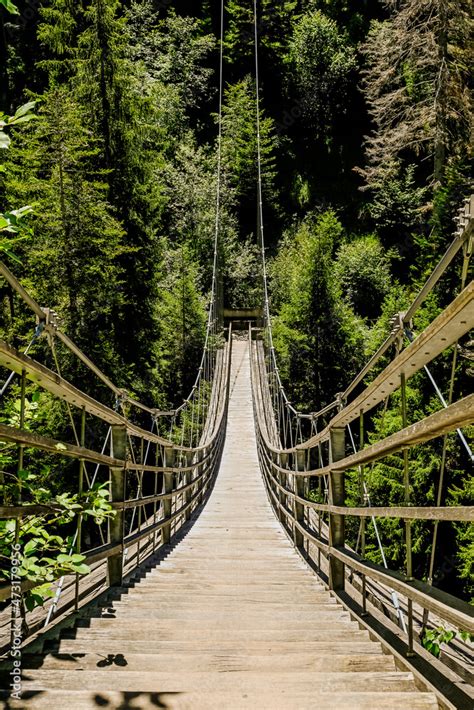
[212,0,225,331]
[253,0,299,448]
[172,0,226,438]
[253,0,271,339]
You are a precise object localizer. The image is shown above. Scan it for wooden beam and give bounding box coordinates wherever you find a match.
[332,546,474,634]
[284,394,474,475]
[0,422,124,467]
[0,504,63,518]
[328,427,345,591]
[299,283,474,451]
[332,394,474,471]
[264,460,474,522]
[294,499,474,522]
[108,425,127,587]
[336,282,474,427]
[0,340,124,425]
[0,340,219,453]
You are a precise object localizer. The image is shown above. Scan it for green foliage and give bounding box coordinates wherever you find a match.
[225,0,298,65]
[223,235,262,309]
[0,102,36,150]
[0,102,36,261]
[270,211,365,409]
[38,0,79,77]
[0,391,114,611]
[367,164,427,233]
[128,7,215,111]
[221,76,278,210]
[422,627,455,658]
[421,627,473,659]
[334,235,393,320]
[4,87,127,367]
[289,10,356,138]
[0,0,18,15]
[154,244,207,402]
[431,161,472,252]
[451,474,474,603]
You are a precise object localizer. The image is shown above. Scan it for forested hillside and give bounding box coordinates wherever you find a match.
[0,0,472,607]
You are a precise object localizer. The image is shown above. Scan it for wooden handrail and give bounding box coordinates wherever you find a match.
[0,330,232,615]
[250,316,474,638]
[259,441,474,634]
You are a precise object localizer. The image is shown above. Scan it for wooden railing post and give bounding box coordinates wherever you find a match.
[329,427,346,591]
[162,447,175,545]
[196,448,205,505]
[205,445,213,495]
[185,451,194,521]
[278,453,288,526]
[108,424,127,587]
[293,450,305,550]
[270,452,282,522]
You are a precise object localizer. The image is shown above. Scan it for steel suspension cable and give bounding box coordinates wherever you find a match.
[168,0,225,443]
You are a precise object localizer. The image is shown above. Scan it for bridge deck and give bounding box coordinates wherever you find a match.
[3,340,438,709]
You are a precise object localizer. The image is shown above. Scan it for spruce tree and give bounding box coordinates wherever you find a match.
[4,87,126,377]
[361,0,472,190]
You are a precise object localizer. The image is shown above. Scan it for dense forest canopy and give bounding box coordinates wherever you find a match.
[0,0,472,608]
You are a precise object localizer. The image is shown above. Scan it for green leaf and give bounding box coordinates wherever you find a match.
[10,205,34,218]
[72,563,90,576]
[9,115,35,126]
[0,132,11,149]
[25,594,41,612]
[24,540,38,556]
[12,102,36,120]
[0,0,19,16]
[56,553,72,564]
[70,553,86,564]
[18,469,33,482]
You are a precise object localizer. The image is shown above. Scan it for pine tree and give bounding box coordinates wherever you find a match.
[4,87,126,376]
[38,0,78,82]
[220,76,278,236]
[361,0,472,190]
[224,0,298,67]
[271,211,365,410]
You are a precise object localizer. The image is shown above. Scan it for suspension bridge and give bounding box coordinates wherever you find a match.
[0,195,472,708]
[0,0,473,706]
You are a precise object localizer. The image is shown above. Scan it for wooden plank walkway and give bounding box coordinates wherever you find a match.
[1,340,439,709]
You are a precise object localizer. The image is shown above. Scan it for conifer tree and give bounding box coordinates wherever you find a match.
[224,0,297,66]
[361,0,472,189]
[4,87,126,374]
[271,212,365,410]
[220,76,278,236]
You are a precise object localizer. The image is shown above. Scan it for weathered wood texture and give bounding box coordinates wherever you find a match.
[0,341,438,709]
